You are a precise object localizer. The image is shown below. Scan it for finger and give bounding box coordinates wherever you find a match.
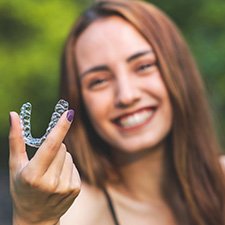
[70,164,81,197]
[61,153,81,197]
[42,144,67,185]
[56,152,74,192]
[9,111,28,172]
[30,109,74,174]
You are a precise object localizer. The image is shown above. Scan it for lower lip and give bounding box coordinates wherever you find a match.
[113,109,156,132]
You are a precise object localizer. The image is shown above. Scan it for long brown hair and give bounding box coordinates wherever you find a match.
[60,1,225,224]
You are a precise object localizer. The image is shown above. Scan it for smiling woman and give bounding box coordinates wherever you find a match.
[9,1,225,225]
[75,16,172,154]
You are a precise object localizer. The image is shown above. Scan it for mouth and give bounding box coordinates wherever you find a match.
[112,107,157,131]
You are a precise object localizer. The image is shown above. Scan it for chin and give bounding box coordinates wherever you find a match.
[112,136,165,154]
[108,139,166,166]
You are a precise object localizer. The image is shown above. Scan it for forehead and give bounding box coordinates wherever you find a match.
[74,16,153,67]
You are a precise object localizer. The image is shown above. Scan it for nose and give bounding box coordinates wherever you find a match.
[115,76,140,108]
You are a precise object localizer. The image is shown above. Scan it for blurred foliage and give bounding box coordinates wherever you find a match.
[0,0,225,152]
[0,0,90,138]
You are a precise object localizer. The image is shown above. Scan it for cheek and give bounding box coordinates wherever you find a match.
[142,73,169,100]
[82,90,113,123]
[143,74,173,120]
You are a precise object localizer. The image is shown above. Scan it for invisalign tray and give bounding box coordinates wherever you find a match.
[20,99,69,148]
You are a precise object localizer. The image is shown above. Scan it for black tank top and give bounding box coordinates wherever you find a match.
[103,188,121,225]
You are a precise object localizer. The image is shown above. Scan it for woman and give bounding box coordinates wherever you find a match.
[9,0,225,225]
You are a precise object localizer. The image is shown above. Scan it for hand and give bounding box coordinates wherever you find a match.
[9,110,81,225]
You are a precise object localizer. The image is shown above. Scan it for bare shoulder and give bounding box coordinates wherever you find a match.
[60,182,113,225]
[220,155,225,173]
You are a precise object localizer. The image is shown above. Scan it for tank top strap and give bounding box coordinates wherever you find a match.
[102,188,121,225]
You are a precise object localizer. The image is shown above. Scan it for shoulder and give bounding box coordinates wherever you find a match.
[220,154,225,173]
[60,182,113,225]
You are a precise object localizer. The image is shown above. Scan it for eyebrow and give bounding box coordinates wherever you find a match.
[80,65,109,79]
[79,50,153,79]
[126,50,153,62]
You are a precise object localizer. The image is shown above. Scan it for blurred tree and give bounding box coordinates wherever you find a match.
[0,0,88,137]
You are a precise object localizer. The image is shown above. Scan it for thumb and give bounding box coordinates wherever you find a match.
[9,111,28,172]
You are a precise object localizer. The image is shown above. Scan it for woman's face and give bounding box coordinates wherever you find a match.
[75,16,173,153]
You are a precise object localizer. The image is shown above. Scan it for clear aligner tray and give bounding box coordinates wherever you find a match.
[20,99,69,148]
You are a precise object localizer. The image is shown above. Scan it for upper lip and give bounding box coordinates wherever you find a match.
[111,106,157,122]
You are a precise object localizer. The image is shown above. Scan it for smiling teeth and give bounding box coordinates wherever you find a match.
[119,110,153,128]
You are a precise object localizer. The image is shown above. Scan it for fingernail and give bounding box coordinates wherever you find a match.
[67,110,74,122]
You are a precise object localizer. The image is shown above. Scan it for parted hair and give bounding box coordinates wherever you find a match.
[60,1,225,224]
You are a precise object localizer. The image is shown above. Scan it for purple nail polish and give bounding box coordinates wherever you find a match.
[67,110,74,122]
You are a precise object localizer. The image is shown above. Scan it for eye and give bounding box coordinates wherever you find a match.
[137,63,154,72]
[88,76,111,90]
[134,59,158,76]
[89,78,106,87]
[137,63,152,71]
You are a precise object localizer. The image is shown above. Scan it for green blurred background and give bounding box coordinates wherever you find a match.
[0,0,225,224]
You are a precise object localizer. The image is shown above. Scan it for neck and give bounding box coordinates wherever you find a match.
[110,143,166,203]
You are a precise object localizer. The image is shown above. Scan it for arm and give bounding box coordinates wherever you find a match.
[9,111,80,225]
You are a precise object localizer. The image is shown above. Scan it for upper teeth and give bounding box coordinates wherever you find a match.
[118,110,153,128]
